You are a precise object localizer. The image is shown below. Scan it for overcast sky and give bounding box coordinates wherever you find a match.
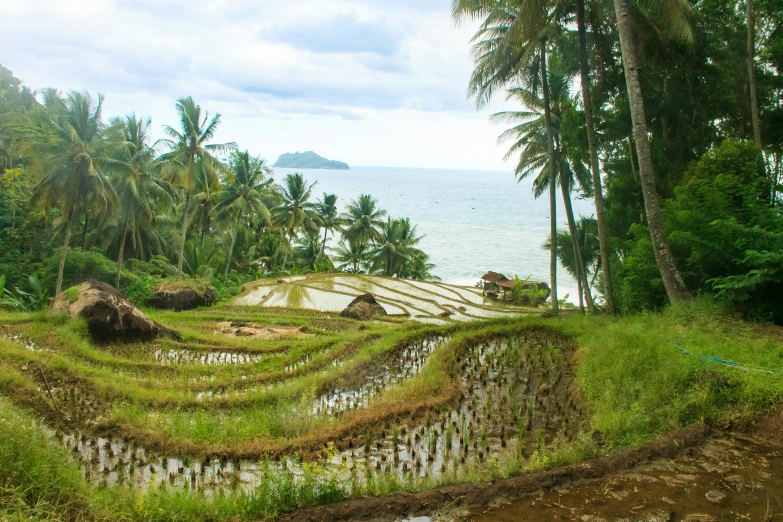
[1,0,519,170]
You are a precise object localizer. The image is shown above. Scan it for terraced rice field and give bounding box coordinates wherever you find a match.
[0,276,583,508]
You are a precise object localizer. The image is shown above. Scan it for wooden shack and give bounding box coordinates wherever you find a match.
[480,271,509,297]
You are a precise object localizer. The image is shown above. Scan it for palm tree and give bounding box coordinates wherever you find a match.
[492,80,595,311]
[368,217,429,278]
[216,150,274,280]
[453,0,561,311]
[106,114,171,289]
[293,230,326,270]
[341,194,387,246]
[315,193,342,254]
[158,97,235,279]
[746,0,761,146]
[612,0,693,302]
[332,240,371,273]
[272,173,319,268]
[575,0,616,313]
[31,91,116,294]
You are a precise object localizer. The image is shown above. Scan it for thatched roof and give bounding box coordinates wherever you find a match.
[498,280,516,289]
[481,271,509,283]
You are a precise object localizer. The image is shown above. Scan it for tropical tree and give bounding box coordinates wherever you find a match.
[158,97,235,279]
[30,91,116,294]
[293,230,328,270]
[452,0,561,311]
[215,150,274,280]
[492,74,596,311]
[332,240,371,273]
[341,194,386,246]
[612,0,693,302]
[271,173,319,268]
[106,114,170,289]
[368,217,429,278]
[315,193,342,254]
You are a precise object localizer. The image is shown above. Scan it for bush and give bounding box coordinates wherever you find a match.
[37,248,139,294]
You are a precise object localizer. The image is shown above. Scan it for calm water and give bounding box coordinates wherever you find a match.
[273,166,596,302]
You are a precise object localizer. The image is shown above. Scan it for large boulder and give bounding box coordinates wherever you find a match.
[52,280,181,343]
[340,293,388,321]
[149,281,217,312]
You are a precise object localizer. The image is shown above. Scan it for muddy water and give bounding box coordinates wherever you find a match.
[459,434,783,522]
[312,336,450,416]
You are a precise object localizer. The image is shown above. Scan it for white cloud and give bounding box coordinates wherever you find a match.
[0,0,519,169]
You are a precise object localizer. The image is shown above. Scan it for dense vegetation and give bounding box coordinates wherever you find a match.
[0,73,434,310]
[455,0,783,322]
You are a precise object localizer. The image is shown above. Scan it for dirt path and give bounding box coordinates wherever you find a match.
[468,432,783,522]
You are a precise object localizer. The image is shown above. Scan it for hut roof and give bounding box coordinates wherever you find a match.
[481,271,509,283]
[498,280,516,289]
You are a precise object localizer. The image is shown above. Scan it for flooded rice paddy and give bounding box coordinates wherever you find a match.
[233,274,526,323]
[16,327,580,494]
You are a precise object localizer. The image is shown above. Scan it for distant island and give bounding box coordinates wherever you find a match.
[273,151,350,170]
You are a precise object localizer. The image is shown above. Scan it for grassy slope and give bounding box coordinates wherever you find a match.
[0,300,781,521]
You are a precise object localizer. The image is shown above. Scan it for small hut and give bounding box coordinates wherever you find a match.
[480,271,509,297]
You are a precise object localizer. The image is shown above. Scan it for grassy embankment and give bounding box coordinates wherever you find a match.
[1,300,781,521]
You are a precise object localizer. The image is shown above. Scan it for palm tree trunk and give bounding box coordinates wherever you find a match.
[178,191,191,279]
[613,0,692,303]
[747,0,762,146]
[577,0,615,314]
[561,179,594,313]
[115,217,128,290]
[55,209,74,295]
[541,41,559,313]
[224,207,243,281]
[81,205,89,249]
[321,227,329,255]
[576,271,585,312]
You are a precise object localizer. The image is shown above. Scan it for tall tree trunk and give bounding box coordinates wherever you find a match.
[81,205,89,249]
[115,217,129,290]
[177,191,191,279]
[577,0,615,314]
[321,227,329,255]
[56,209,74,295]
[576,271,585,312]
[561,179,595,312]
[747,0,762,146]
[541,40,559,313]
[613,0,692,303]
[224,207,243,281]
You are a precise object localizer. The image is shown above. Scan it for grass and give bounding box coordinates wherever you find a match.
[0,296,782,521]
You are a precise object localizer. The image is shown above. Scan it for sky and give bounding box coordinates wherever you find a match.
[1,0,519,170]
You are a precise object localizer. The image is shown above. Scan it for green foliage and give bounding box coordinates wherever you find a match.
[37,248,139,294]
[125,275,162,305]
[620,140,783,320]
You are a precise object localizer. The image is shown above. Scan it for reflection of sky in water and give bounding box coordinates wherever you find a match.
[274,167,594,302]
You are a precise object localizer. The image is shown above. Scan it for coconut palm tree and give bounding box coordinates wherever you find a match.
[315,193,342,254]
[106,114,171,289]
[612,0,693,302]
[332,240,371,273]
[492,78,596,311]
[31,91,116,294]
[216,150,274,280]
[293,230,327,270]
[453,0,561,311]
[272,173,319,268]
[341,194,387,247]
[368,217,429,278]
[158,97,235,279]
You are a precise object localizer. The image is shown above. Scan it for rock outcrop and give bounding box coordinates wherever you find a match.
[340,293,388,321]
[52,280,181,343]
[149,282,217,312]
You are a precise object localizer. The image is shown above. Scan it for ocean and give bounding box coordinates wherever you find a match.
[272,166,597,302]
